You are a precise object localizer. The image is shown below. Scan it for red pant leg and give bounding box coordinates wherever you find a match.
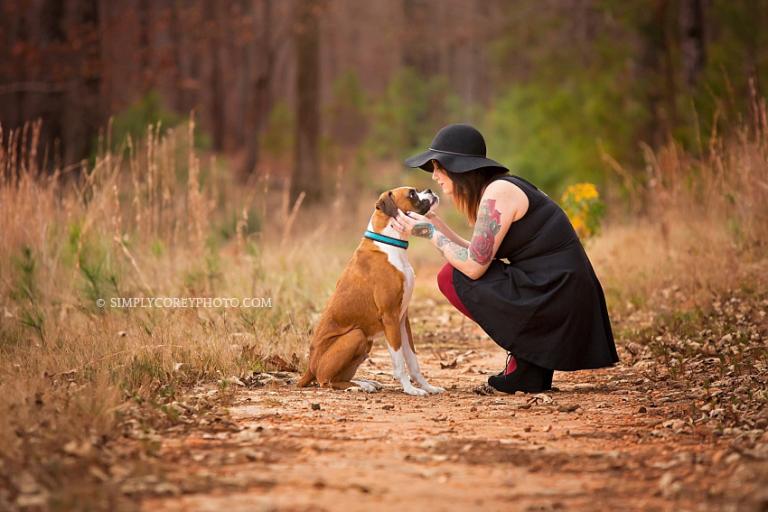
[437,263,475,321]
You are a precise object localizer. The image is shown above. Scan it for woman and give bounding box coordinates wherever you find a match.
[391,123,619,394]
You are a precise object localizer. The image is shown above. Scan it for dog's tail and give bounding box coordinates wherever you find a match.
[296,369,315,388]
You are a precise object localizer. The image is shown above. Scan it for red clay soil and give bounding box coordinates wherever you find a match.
[139,310,766,511]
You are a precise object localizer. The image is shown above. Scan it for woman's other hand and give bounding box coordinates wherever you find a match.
[424,199,439,219]
[391,209,435,239]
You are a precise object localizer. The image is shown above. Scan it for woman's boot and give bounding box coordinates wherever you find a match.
[487,355,553,394]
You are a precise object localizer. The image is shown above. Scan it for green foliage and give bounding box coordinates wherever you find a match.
[482,50,645,194]
[559,183,606,240]
[66,220,121,312]
[10,246,45,342]
[183,243,224,295]
[215,206,262,244]
[11,245,38,304]
[109,91,180,150]
[261,100,295,162]
[123,353,166,392]
[363,67,463,161]
[479,1,768,195]
[105,90,211,157]
[321,72,369,179]
[151,239,166,258]
[327,70,368,145]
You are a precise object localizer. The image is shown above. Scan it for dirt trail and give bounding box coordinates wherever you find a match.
[138,307,760,511]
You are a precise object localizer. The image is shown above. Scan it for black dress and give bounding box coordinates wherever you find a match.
[452,174,619,371]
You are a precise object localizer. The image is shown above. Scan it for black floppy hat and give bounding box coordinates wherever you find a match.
[404,123,508,174]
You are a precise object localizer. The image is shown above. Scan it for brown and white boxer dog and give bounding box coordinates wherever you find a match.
[297,187,445,396]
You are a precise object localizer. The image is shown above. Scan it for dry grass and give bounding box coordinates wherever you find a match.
[0,96,766,508]
[592,95,768,320]
[0,118,372,508]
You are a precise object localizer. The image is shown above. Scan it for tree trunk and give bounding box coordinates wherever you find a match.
[401,0,439,76]
[207,0,224,151]
[242,0,274,177]
[640,0,676,147]
[680,0,706,89]
[291,0,322,204]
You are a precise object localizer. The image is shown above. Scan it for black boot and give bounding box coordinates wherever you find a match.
[493,351,516,377]
[487,356,553,394]
[543,369,554,390]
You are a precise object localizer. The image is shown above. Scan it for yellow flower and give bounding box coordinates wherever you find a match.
[560,182,602,239]
[562,183,598,204]
[570,215,586,235]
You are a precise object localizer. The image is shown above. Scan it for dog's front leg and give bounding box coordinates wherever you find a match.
[386,344,408,382]
[382,316,428,396]
[401,312,445,394]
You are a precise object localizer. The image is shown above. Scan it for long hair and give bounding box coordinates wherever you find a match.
[441,163,508,225]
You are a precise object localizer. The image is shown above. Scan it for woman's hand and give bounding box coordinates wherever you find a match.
[391,209,435,239]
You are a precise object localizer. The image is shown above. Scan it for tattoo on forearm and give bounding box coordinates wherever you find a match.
[412,223,435,239]
[449,244,469,261]
[435,231,468,261]
[469,198,502,265]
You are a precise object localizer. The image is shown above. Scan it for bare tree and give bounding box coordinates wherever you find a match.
[242,0,275,177]
[680,0,707,88]
[291,0,322,204]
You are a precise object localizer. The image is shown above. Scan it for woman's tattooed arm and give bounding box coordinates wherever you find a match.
[411,223,435,239]
[412,222,469,260]
[434,231,469,261]
[469,199,502,265]
[429,197,504,279]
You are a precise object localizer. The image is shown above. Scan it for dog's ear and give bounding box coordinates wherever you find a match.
[375,191,398,217]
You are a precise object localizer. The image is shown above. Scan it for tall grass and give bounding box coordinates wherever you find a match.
[592,93,768,317]
[0,117,369,508]
[0,93,766,507]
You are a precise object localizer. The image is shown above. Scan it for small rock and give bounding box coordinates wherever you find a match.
[658,471,682,498]
[382,404,395,411]
[473,383,495,395]
[557,404,579,413]
[310,403,321,411]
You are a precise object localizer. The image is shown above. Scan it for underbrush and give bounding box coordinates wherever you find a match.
[1,96,766,508]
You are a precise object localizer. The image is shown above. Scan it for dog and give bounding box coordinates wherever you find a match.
[296,186,445,396]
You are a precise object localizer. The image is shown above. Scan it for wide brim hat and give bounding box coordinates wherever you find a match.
[404,123,508,174]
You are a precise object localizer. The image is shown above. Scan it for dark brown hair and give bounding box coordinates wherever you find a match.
[435,160,507,224]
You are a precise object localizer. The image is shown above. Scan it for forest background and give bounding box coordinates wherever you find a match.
[3,0,765,200]
[1,1,767,509]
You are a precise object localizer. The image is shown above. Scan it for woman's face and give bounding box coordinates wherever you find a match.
[431,161,454,197]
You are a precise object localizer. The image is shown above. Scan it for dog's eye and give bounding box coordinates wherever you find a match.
[409,190,416,198]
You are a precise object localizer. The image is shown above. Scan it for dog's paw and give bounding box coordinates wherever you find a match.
[355,379,383,390]
[422,384,446,394]
[403,386,429,397]
[350,380,380,393]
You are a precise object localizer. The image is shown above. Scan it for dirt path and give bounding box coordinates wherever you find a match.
[136,301,763,512]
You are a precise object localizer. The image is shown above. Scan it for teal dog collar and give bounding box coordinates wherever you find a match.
[363,230,408,249]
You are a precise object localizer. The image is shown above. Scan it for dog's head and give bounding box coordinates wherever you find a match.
[375,187,439,218]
